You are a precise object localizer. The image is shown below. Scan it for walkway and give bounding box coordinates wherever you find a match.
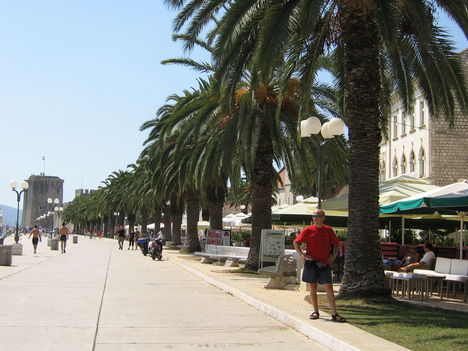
[0,235,328,351]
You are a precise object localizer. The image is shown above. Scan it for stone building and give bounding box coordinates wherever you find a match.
[276,166,295,206]
[22,175,64,228]
[379,48,468,186]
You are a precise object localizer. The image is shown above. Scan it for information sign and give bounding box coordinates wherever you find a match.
[259,229,285,267]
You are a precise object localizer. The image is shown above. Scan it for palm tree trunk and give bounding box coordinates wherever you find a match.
[140,210,148,234]
[170,195,184,245]
[103,215,109,237]
[338,1,389,297]
[127,213,136,233]
[184,188,201,252]
[245,115,274,270]
[153,205,162,234]
[162,203,172,242]
[206,183,225,230]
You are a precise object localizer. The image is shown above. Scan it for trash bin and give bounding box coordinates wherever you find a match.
[50,239,59,251]
[73,236,78,244]
[0,245,12,266]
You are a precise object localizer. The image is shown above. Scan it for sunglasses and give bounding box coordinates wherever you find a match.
[312,214,324,218]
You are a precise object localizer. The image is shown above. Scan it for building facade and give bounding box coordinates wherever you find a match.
[22,175,64,228]
[379,49,468,186]
[276,167,295,206]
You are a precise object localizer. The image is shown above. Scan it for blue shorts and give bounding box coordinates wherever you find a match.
[302,261,332,284]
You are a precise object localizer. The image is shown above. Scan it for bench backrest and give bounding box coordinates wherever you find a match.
[275,254,297,275]
[434,257,452,274]
[204,244,249,257]
[449,259,468,276]
[380,242,399,259]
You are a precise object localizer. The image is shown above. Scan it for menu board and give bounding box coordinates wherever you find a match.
[206,229,223,246]
[260,229,285,266]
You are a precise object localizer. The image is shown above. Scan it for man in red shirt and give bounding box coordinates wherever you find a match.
[293,209,346,322]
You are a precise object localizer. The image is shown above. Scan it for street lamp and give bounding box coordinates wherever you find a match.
[300,116,345,209]
[10,180,29,244]
[47,198,59,234]
[113,212,120,235]
[54,206,64,230]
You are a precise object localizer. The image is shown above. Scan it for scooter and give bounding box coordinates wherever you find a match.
[137,237,149,256]
[149,238,163,260]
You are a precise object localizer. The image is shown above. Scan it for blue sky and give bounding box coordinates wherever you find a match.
[0,1,466,208]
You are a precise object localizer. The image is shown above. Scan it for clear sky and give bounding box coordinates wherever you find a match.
[0,1,466,208]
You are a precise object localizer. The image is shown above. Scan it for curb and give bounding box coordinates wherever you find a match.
[171,257,360,351]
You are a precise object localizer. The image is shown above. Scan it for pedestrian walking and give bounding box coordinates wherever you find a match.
[28,225,42,254]
[98,230,103,239]
[128,228,135,250]
[293,209,346,323]
[59,222,70,253]
[117,225,125,250]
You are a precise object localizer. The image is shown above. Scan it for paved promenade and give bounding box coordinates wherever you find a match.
[0,235,414,351]
[0,235,329,351]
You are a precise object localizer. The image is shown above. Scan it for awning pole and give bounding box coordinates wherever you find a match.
[401,216,405,245]
[459,212,466,259]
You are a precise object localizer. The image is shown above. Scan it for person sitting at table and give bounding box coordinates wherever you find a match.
[399,243,435,272]
[401,246,420,267]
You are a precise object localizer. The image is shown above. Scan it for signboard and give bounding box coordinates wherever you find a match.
[259,229,285,268]
[206,229,223,246]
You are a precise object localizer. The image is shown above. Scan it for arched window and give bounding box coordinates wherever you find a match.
[393,116,398,138]
[419,101,425,126]
[401,154,407,174]
[401,113,406,135]
[380,162,386,182]
[419,148,426,178]
[392,157,398,177]
[409,151,415,173]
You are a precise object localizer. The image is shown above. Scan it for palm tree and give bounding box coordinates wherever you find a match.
[160,34,348,269]
[166,0,467,297]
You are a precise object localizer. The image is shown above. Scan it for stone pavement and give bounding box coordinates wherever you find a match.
[0,235,330,351]
[3,235,465,351]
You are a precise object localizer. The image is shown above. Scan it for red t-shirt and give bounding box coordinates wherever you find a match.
[294,224,339,264]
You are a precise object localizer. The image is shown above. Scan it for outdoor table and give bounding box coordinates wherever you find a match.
[426,274,445,299]
[391,272,428,300]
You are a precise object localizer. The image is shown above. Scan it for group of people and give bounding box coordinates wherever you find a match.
[28,222,70,254]
[116,226,163,253]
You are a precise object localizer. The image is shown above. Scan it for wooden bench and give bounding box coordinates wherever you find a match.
[258,254,299,289]
[194,245,249,266]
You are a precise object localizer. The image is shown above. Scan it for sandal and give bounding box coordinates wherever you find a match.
[331,314,347,323]
[309,311,320,320]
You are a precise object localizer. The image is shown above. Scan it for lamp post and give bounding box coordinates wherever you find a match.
[113,212,120,236]
[240,205,247,214]
[300,117,345,209]
[54,206,64,230]
[10,180,29,244]
[47,198,59,235]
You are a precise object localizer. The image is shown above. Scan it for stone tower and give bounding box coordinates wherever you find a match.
[22,175,64,228]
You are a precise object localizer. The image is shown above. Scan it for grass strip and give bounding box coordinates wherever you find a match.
[317,296,468,351]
